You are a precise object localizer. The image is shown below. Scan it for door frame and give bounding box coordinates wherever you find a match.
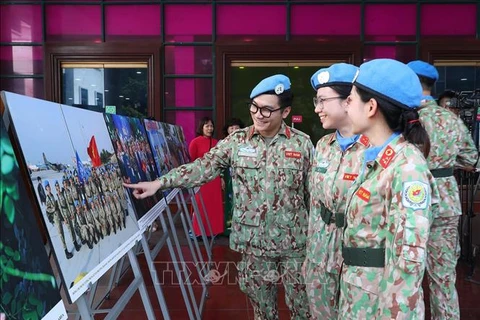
[44,42,162,119]
[215,40,362,135]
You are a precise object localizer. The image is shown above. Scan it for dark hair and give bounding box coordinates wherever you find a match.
[277,90,294,109]
[418,75,436,92]
[37,176,41,182]
[438,90,456,101]
[356,87,430,157]
[195,116,214,136]
[329,84,353,99]
[223,118,245,136]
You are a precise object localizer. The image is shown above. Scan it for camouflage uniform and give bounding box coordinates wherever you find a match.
[157,123,313,319]
[56,185,81,251]
[419,100,478,319]
[46,192,71,257]
[339,135,438,319]
[304,133,368,318]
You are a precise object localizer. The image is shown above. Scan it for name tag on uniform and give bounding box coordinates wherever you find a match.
[356,187,371,202]
[315,159,329,173]
[238,147,257,157]
[343,173,358,181]
[285,151,301,159]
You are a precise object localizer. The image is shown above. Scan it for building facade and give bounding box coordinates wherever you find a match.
[1,0,479,143]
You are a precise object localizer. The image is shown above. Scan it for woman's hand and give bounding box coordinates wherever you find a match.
[123,181,161,199]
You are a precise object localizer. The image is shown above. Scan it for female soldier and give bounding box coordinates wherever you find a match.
[340,58,438,319]
[304,63,369,318]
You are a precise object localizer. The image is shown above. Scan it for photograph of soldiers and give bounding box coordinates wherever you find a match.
[104,114,162,222]
[143,119,174,197]
[4,91,140,302]
[161,122,183,168]
[171,124,191,165]
[0,120,65,320]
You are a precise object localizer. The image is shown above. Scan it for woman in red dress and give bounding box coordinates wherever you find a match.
[189,117,224,237]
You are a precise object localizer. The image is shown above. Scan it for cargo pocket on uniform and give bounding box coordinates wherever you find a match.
[397,214,429,274]
[277,160,303,191]
[237,210,261,227]
[340,266,380,318]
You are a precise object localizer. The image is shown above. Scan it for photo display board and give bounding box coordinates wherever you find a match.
[2,92,141,303]
[104,114,163,228]
[171,124,190,165]
[143,119,174,197]
[0,119,67,320]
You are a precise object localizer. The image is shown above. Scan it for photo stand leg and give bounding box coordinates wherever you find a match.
[164,202,203,319]
[194,188,215,249]
[140,234,171,320]
[185,188,210,249]
[104,248,156,320]
[168,193,209,310]
[156,205,199,320]
[187,188,214,259]
[76,293,94,319]
[113,256,127,287]
[73,246,156,320]
[177,192,212,280]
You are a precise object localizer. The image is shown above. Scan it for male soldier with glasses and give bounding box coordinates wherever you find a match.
[125,75,313,319]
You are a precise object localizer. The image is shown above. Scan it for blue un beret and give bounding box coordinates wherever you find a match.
[43,180,49,187]
[354,59,422,109]
[311,63,359,90]
[407,60,439,81]
[250,74,291,99]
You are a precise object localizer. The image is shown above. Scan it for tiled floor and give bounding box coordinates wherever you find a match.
[88,229,480,320]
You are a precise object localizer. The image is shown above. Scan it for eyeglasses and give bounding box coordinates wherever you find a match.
[313,96,342,108]
[248,102,283,118]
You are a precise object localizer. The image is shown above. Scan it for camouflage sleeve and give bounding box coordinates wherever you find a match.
[157,136,232,190]
[378,161,433,319]
[455,117,478,168]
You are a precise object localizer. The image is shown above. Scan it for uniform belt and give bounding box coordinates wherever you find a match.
[320,205,345,228]
[342,247,385,268]
[430,167,454,178]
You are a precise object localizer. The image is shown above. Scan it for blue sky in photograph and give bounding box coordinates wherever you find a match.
[4,92,114,166]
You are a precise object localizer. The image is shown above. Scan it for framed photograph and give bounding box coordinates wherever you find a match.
[172,124,190,165]
[104,114,163,226]
[2,91,141,303]
[144,119,174,197]
[0,119,67,320]
[161,123,184,168]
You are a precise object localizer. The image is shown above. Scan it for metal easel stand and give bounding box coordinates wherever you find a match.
[187,187,214,259]
[173,190,211,299]
[74,238,156,320]
[178,190,212,273]
[157,189,202,320]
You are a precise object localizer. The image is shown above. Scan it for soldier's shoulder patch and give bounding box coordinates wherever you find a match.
[402,181,429,210]
[289,126,311,139]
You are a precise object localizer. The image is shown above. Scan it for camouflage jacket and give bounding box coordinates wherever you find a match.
[339,135,438,319]
[307,133,368,269]
[419,100,478,218]
[158,122,313,257]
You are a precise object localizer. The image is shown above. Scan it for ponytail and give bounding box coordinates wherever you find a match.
[399,109,430,157]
